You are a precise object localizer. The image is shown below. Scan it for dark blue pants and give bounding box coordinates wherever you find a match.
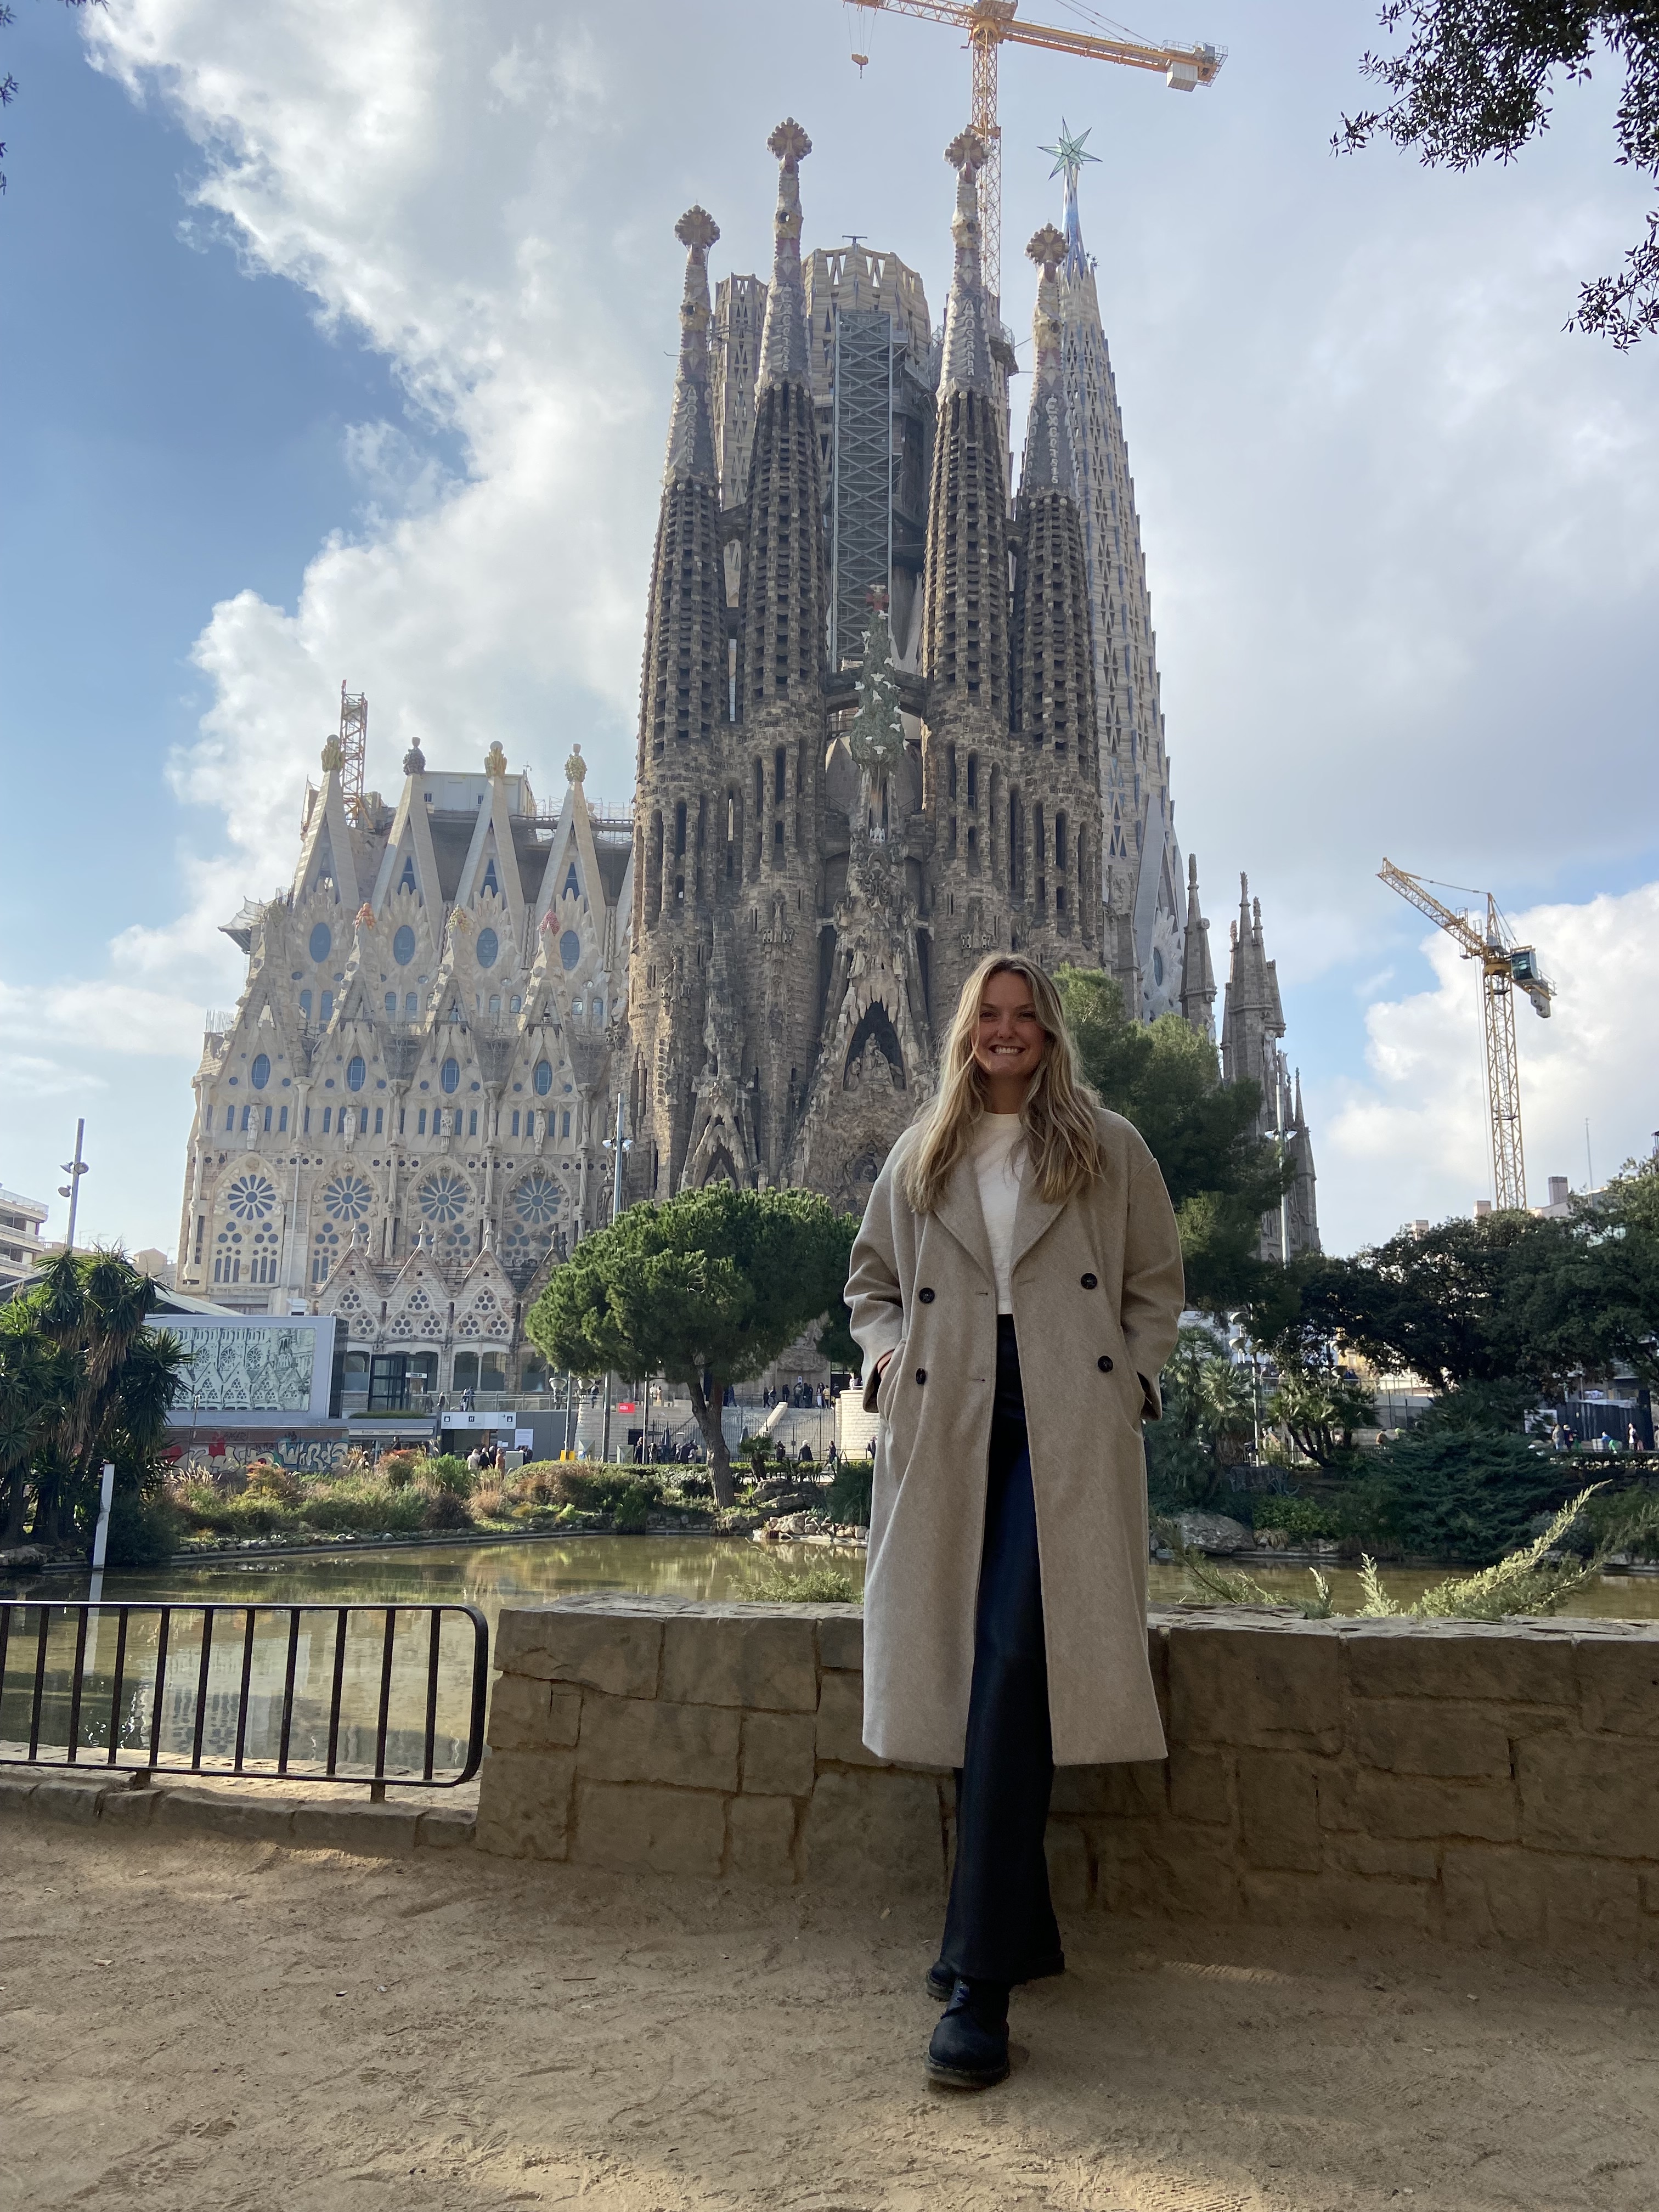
[939,1317,1063,1987]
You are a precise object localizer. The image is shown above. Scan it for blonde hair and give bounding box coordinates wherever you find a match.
[901,954,1107,1213]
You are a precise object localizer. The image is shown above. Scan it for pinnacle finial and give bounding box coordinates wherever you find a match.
[768,118,811,165]
[758,119,811,386]
[675,205,719,252]
[484,741,507,781]
[321,737,343,772]
[945,127,986,173]
[1026,223,1066,272]
[565,743,586,786]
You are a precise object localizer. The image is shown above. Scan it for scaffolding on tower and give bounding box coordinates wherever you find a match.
[337,682,369,821]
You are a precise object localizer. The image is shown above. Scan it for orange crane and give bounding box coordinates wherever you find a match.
[844,1,1223,308]
[1379,860,1555,1214]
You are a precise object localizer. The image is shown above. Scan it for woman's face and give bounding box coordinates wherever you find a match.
[972,969,1048,1098]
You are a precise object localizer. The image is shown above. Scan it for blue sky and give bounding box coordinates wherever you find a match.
[2,0,1655,1258]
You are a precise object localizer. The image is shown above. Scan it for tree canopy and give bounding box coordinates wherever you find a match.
[1055,966,1291,1320]
[526,1184,856,1505]
[1,1246,187,1549]
[1339,3,1659,346]
[1273,1156,1659,1396]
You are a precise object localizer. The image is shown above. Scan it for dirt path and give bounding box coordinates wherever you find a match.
[3,1819,1656,2212]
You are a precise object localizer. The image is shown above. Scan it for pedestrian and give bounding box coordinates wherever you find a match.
[846,953,1183,2091]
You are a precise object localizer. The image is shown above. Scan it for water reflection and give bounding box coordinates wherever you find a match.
[12,1536,1659,1633]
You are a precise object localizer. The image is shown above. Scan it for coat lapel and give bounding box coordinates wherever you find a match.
[1009,1177,1065,1273]
[933,1153,995,1285]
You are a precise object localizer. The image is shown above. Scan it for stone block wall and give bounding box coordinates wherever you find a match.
[475,1595,1659,1949]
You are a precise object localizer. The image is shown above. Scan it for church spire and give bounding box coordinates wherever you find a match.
[736,120,827,716]
[757,117,811,387]
[663,205,719,487]
[938,128,995,398]
[922,130,1008,713]
[1178,852,1216,1039]
[636,204,728,943]
[1017,224,1076,496]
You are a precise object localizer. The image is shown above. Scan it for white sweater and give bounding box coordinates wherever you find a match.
[972,1113,1025,1315]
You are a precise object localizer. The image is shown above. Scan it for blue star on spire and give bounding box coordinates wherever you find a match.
[1039,120,1099,189]
[1039,119,1098,273]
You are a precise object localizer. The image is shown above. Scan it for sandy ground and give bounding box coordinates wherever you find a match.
[3,1821,1657,2212]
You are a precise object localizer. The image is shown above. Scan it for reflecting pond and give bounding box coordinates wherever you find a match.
[14,1536,1659,1636]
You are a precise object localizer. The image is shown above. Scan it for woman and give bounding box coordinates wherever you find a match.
[845,954,1184,2089]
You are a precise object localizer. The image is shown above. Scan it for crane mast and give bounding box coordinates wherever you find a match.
[1379,860,1554,1215]
[844,0,1222,308]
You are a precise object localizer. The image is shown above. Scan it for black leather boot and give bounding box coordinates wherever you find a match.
[926,1977,1011,2089]
[925,1957,953,2002]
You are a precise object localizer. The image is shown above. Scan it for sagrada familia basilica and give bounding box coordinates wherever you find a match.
[174,120,1317,1403]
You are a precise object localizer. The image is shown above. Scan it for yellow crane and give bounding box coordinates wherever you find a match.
[1379,860,1555,1214]
[844,0,1223,307]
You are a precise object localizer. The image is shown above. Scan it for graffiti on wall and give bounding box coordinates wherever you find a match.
[179,1435,358,1475]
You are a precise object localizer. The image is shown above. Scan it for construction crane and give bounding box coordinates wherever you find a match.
[844,0,1222,308]
[1379,859,1555,1215]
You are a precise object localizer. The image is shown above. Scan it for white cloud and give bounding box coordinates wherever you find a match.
[1317,883,1659,1248]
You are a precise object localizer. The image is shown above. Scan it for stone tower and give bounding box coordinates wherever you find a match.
[1221,874,1320,1258]
[920,131,1017,1024]
[629,205,728,1200]
[1007,223,1103,965]
[1051,127,1185,1019]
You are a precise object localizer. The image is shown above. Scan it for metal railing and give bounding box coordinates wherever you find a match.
[0,1601,488,1791]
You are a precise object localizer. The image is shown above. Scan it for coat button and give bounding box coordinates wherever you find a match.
[915,1368,928,1385]
[918,1286,935,1303]
[1097,1355,1114,1373]
[1080,1272,1098,1289]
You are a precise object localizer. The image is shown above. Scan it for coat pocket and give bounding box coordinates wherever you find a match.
[874,1341,907,1423]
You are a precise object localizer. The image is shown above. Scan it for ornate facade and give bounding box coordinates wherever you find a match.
[176,116,1318,1367]
[174,741,631,1401]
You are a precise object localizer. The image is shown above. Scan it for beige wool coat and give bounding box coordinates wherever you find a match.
[845,1109,1185,1770]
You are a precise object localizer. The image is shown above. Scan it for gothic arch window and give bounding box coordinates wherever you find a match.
[701,1148,738,1189]
[346,1056,366,1091]
[250,1054,270,1090]
[441,1058,461,1093]
[398,855,417,895]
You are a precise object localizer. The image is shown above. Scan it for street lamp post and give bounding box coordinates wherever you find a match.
[58,1119,89,1254]
[598,1095,633,1464]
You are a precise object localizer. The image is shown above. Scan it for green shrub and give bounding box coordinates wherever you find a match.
[823,1457,873,1526]
[1250,1494,1345,1541]
[174,1486,298,1538]
[421,1487,474,1532]
[380,1451,425,1489]
[1376,1391,1572,1562]
[611,1482,655,1533]
[301,1480,427,1535]
[555,1466,661,1515]
[244,1460,303,1507]
[762,1563,858,1602]
[103,1490,183,1568]
[423,1453,474,1497]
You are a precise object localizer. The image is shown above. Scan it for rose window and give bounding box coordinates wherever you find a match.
[226,1174,276,1222]
[321,1173,374,1222]
[417,1171,470,1224]
[513,1172,561,1227]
